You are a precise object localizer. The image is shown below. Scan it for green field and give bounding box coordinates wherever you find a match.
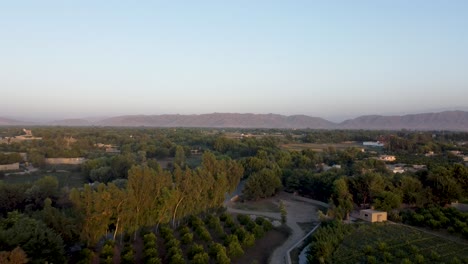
[280,142,361,152]
[2,170,85,188]
[332,223,468,264]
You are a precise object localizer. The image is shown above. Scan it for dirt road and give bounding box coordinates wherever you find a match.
[225,192,321,264]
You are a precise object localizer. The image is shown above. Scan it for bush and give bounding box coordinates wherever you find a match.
[121,245,135,264]
[191,252,209,264]
[144,248,159,260]
[100,244,114,260]
[181,232,194,244]
[237,214,251,225]
[166,238,180,249]
[77,248,94,264]
[188,243,204,260]
[383,252,393,262]
[401,258,412,264]
[227,239,244,259]
[121,251,135,264]
[430,251,440,261]
[220,213,228,222]
[252,224,265,238]
[242,233,255,248]
[160,225,173,240]
[414,254,424,264]
[195,226,212,242]
[179,225,191,235]
[362,245,373,255]
[169,252,185,264]
[367,255,377,264]
[216,250,231,264]
[224,215,236,229]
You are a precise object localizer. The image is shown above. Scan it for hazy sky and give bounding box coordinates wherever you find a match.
[1,1,467,121]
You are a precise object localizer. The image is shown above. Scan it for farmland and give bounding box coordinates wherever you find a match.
[279,142,362,152]
[332,223,468,264]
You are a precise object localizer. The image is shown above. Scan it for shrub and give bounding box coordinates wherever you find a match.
[227,239,244,258]
[414,254,424,264]
[401,258,412,264]
[367,255,377,264]
[242,233,255,248]
[146,257,162,264]
[261,219,273,232]
[100,244,114,260]
[179,226,191,236]
[195,226,212,242]
[383,252,393,262]
[144,248,159,260]
[220,213,228,222]
[121,250,135,264]
[166,238,180,249]
[362,245,373,255]
[191,252,209,264]
[234,226,247,242]
[169,252,185,264]
[224,215,236,229]
[188,243,204,260]
[121,245,135,264]
[77,248,94,264]
[237,214,251,225]
[181,232,194,244]
[252,224,265,238]
[430,251,440,261]
[216,250,231,264]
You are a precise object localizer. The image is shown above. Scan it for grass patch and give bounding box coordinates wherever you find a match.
[232,200,280,213]
[3,170,85,188]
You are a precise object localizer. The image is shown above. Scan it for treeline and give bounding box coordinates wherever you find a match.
[71,152,243,246]
[402,206,468,238]
[0,152,22,165]
[0,152,243,262]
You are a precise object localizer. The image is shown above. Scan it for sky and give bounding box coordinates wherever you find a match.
[1,1,467,122]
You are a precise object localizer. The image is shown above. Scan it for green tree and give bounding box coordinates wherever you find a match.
[279,201,287,224]
[174,145,186,167]
[0,212,65,264]
[243,168,282,200]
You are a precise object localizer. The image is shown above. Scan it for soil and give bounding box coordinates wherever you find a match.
[233,226,290,264]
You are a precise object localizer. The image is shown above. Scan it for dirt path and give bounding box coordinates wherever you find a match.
[225,192,321,264]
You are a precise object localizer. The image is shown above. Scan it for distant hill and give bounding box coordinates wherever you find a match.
[50,119,92,126]
[1,111,467,130]
[97,113,336,129]
[338,111,468,131]
[0,117,32,126]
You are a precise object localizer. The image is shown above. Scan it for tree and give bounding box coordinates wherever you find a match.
[427,166,462,205]
[174,145,186,167]
[399,176,427,207]
[0,247,28,264]
[243,168,282,200]
[279,201,287,224]
[0,212,65,263]
[330,178,353,220]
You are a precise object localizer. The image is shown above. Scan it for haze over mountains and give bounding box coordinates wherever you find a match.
[1,111,468,131]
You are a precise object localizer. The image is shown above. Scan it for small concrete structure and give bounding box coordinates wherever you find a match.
[359,209,387,223]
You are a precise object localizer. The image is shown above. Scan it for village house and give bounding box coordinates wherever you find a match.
[379,155,396,162]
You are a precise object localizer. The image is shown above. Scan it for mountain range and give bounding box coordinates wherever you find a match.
[1,111,468,131]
